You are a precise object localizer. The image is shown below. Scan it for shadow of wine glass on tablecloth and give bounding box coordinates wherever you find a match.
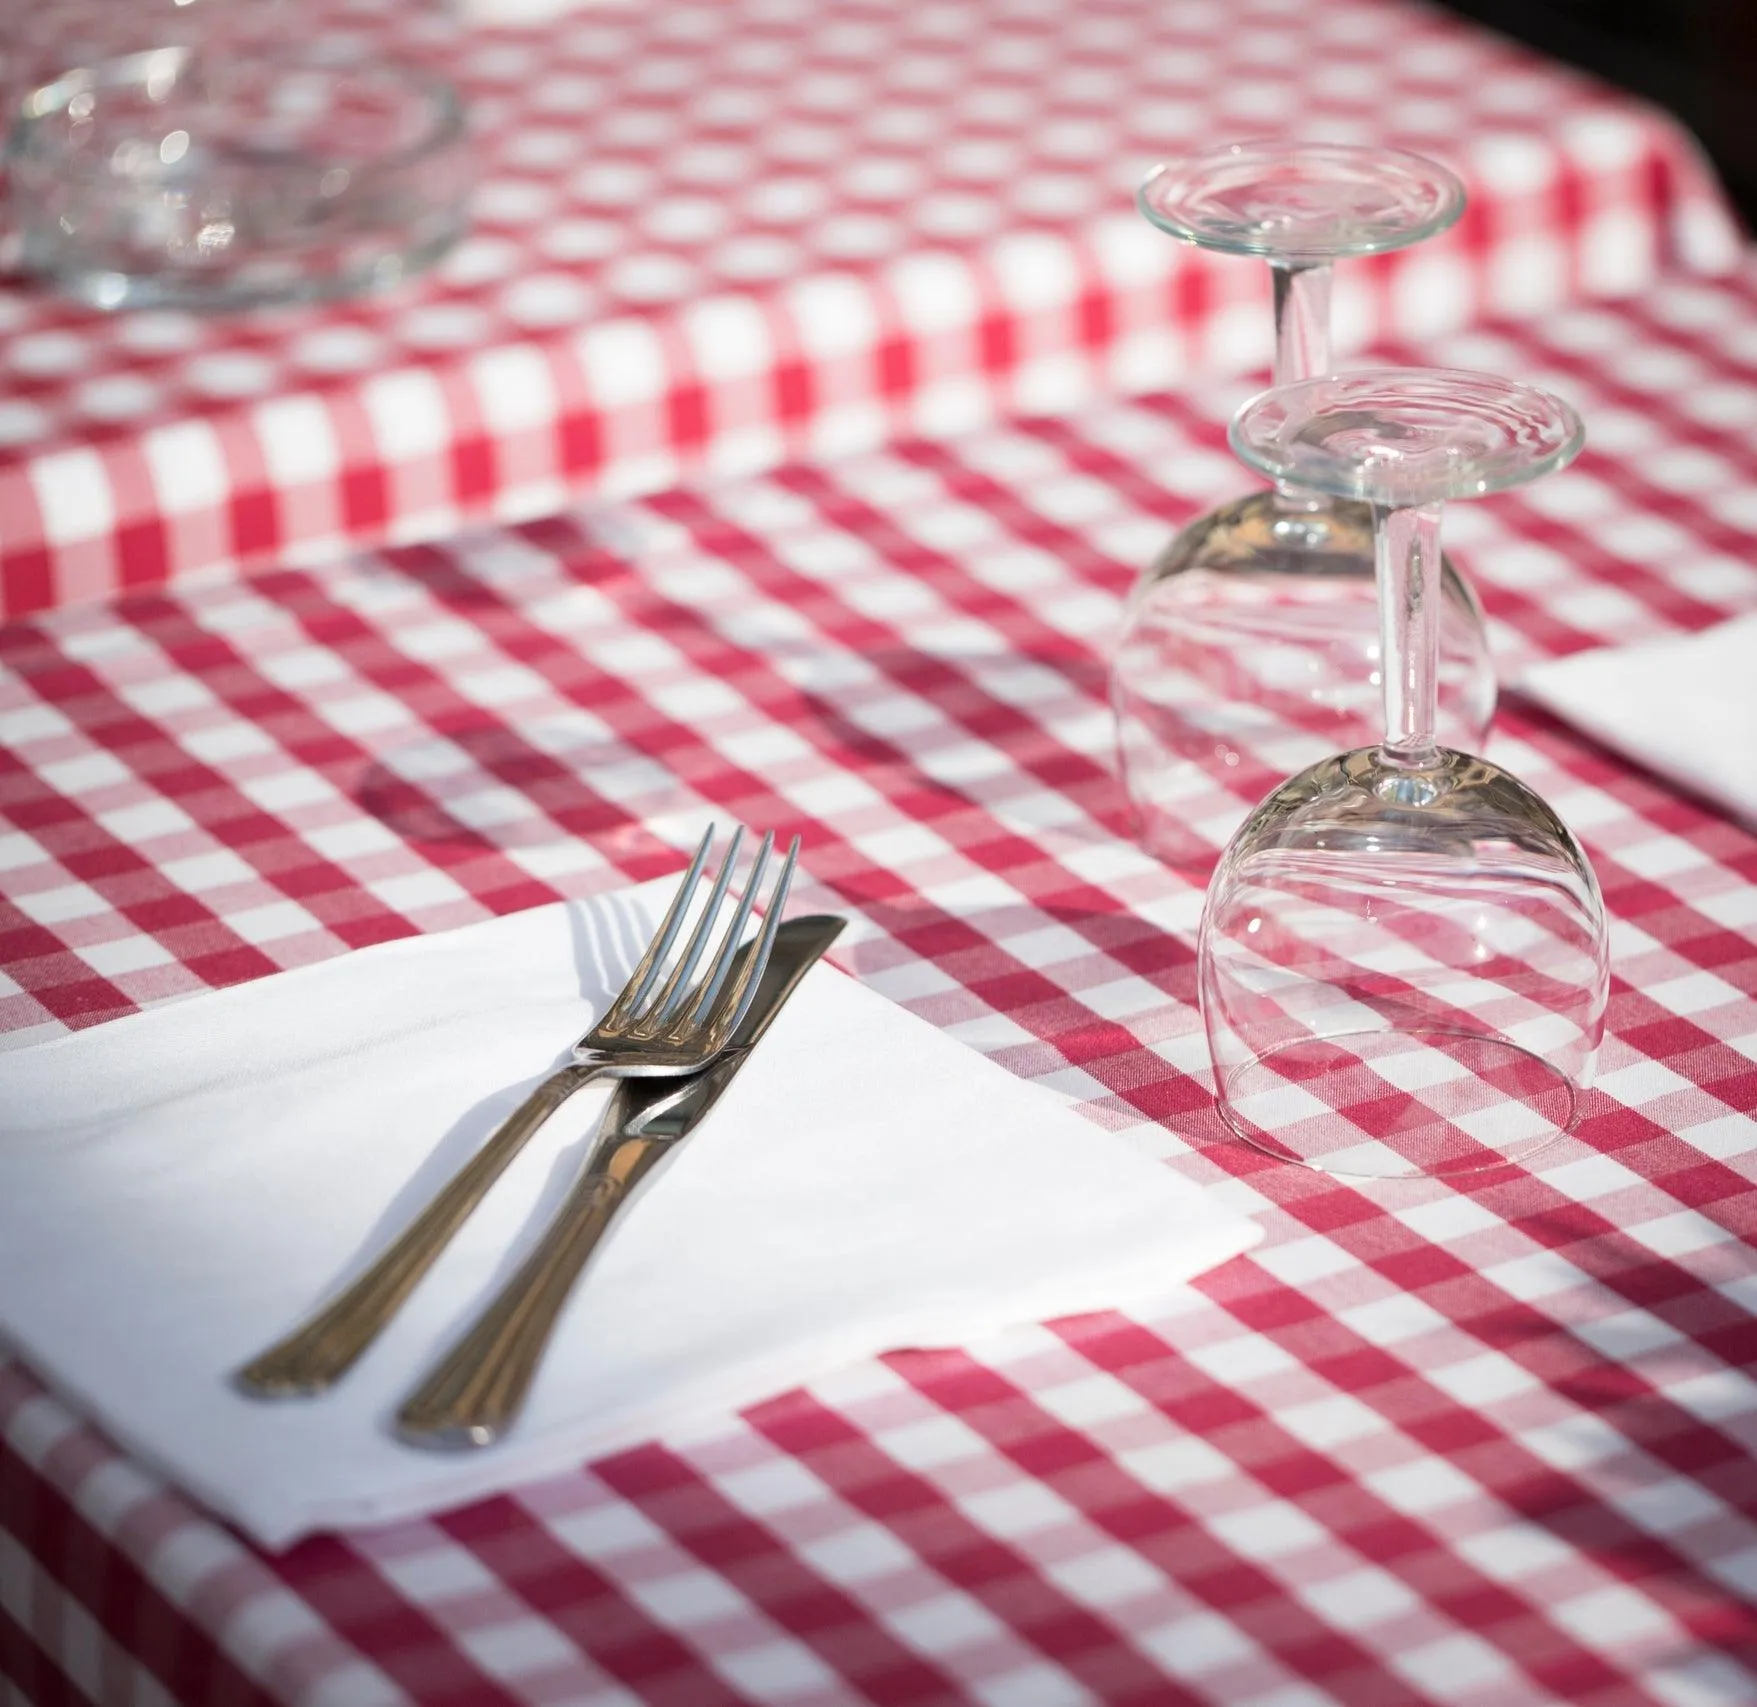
[352,715,687,863]
[781,637,1135,850]
[832,880,1222,1156]
[344,623,1129,860]
[772,628,1223,1146]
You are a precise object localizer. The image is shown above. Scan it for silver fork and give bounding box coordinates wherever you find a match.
[234,825,799,1398]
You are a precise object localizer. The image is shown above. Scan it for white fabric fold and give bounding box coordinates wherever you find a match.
[460,0,612,23]
[0,880,1261,1549]
[1519,614,1757,827]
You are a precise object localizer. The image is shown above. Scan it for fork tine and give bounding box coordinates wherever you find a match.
[639,825,744,1026]
[694,834,799,1038]
[681,830,773,1023]
[599,825,714,1029]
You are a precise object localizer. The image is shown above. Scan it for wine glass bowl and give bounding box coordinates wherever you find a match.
[1202,746,1608,1178]
[1112,490,1494,864]
[1198,368,1608,1180]
[1112,141,1495,873]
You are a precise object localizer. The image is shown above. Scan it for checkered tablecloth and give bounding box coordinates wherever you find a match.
[0,0,1746,622]
[4,259,1757,1704]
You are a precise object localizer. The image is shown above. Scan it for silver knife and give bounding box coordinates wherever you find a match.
[394,914,846,1450]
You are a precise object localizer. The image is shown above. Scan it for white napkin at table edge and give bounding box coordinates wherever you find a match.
[459,0,621,23]
[0,879,1262,1550]
[1517,613,1757,827]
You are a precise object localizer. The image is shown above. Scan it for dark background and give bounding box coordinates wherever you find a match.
[1438,0,1757,233]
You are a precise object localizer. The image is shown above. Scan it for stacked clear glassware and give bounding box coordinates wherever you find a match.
[1111,142,1498,873]
[1199,369,1609,1180]
[1113,143,1611,1178]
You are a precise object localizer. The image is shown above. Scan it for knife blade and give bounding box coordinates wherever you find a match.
[395,913,845,1450]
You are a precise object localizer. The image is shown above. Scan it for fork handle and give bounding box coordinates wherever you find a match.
[234,1061,607,1397]
[395,1133,669,1449]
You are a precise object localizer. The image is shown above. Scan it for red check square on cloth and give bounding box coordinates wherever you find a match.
[3,267,1757,1703]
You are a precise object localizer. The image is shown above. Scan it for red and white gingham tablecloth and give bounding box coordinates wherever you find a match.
[0,0,1745,622]
[3,258,1757,1703]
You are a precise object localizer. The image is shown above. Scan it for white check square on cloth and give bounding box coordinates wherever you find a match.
[0,878,1261,1548]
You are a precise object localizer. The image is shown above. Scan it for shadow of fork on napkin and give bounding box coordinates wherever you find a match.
[289,891,656,1307]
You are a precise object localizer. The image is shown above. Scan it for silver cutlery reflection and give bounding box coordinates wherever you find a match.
[236,824,800,1399]
[396,913,845,1450]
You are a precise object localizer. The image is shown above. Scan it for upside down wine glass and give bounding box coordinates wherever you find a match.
[1112,142,1498,871]
[1198,369,1609,1180]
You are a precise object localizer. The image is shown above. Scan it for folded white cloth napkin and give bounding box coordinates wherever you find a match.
[460,0,611,23]
[1519,613,1757,827]
[0,879,1261,1550]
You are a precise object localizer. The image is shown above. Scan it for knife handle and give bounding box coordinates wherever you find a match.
[395,1134,669,1449]
[234,1062,606,1398]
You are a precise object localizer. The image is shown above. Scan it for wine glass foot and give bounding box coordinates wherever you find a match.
[1137,141,1466,262]
[1216,1027,1579,1179]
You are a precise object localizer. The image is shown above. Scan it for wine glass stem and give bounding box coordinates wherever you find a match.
[1270,261,1332,388]
[1375,500,1444,765]
[1269,262,1333,509]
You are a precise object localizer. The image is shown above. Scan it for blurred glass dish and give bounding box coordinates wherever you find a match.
[0,0,279,102]
[8,44,471,311]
